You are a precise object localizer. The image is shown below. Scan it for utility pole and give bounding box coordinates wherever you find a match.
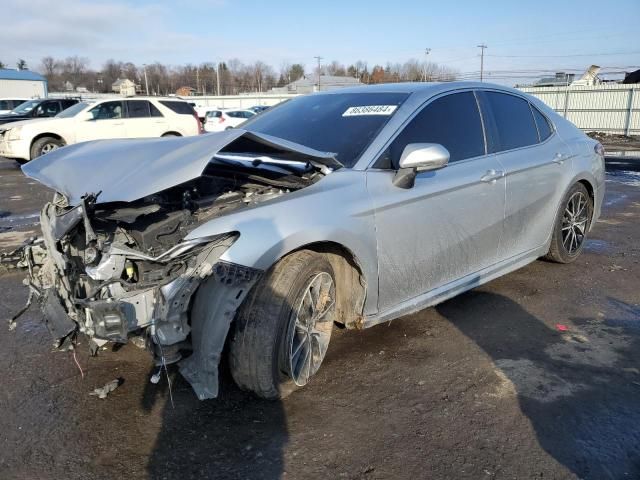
[477,44,487,82]
[196,67,200,95]
[216,62,221,96]
[143,64,149,95]
[314,56,323,91]
[422,48,431,82]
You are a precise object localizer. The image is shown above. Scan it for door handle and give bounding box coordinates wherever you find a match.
[553,153,573,164]
[480,169,504,183]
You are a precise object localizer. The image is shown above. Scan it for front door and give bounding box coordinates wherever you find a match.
[368,91,506,312]
[75,100,126,142]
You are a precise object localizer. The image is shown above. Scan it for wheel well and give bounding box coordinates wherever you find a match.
[31,133,65,150]
[578,179,594,204]
[162,131,182,137]
[293,241,367,329]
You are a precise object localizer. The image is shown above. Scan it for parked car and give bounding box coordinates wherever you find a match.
[0,98,29,114]
[0,98,79,126]
[17,82,604,401]
[204,109,255,132]
[248,105,270,114]
[0,97,202,162]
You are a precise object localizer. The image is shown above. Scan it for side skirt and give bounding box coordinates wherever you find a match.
[363,245,547,329]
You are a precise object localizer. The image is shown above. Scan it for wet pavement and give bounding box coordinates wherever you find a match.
[0,154,639,480]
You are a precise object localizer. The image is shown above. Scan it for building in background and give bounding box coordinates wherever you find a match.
[111,78,138,96]
[0,69,47,98]
[271,74,361,94]
[176,86,197,97]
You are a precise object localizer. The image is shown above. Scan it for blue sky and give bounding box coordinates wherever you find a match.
[1,0,638,84]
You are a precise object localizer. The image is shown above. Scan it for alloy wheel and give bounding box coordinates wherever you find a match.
[40,143,60,155]
[287,272,335,386]
[561,191,589,254]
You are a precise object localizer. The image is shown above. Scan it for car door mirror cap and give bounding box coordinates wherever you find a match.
[393,143,450,189]
[399,143,450,171]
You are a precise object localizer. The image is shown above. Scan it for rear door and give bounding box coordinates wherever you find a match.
[367,91,506,312]
[478,91,574,258]
[124,100,167,138]
[75,100,126,141]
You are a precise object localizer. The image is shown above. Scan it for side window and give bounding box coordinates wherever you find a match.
[382,91,485,168]
[228,111,240,118]
[127,100,151,118]
[484,92,538,151]
[90,101,123,120]
[531,105,553,142]
[35,101,61,117]
[149,102,163,117]
[61,100,77,109]
[0,101,8,110]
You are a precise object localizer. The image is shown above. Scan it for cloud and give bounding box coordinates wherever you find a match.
[0,0,221,68]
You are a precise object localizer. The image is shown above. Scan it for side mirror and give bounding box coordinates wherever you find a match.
[393,143,450,189]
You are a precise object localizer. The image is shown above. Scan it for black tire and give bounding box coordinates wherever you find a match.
[229,250,336,399]
[545,183,593,263]
[161,132,181,137]
[224,126,234,131]
[30,136,64,160]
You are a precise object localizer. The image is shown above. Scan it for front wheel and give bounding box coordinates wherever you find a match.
[229,250,336,399]
[545,183,593,263]
[30,136,65,160]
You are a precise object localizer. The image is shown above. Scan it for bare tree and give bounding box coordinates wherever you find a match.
[16,59,27,70]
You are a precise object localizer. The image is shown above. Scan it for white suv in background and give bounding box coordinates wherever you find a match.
[0,97,202,162]
[204,109,255,132]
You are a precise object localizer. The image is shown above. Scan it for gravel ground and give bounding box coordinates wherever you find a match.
[0,154,639,480]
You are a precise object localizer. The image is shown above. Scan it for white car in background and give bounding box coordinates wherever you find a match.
[204,109,255,132]
[0,98,29,114]
[0,97,202,162]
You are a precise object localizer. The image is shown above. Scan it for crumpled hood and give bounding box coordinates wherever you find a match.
[22,129,341,205]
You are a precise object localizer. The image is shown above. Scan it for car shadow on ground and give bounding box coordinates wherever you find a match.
[436,290,640,480]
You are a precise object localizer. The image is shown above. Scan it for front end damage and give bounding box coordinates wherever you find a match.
[12,131,337,399]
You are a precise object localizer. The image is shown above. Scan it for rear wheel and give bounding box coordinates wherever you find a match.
[229,250,336,399]
[545,183,593,263]
[161,132,181,137]
[30,136,64,160]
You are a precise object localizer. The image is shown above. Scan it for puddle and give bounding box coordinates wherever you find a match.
[606,170,640,187]
[0,212,40,231]
[584,239,611,254]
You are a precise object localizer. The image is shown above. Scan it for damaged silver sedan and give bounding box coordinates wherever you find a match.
[13,82,605,400]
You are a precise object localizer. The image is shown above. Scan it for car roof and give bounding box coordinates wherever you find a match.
[316,81,524,98]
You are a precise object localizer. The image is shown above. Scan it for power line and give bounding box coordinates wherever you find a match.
[487,50,640,58]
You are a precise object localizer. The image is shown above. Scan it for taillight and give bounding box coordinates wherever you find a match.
[594,142,605,157]
[194,112,204,134]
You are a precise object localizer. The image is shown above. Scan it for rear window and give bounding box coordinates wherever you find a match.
[159,101,196,115]
[127,100,151,118]
[243,92,408,167]
[485,92,539,151]
[531,105,553,142]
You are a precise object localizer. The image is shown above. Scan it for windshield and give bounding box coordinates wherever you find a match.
[56,102,90,118]
[10,99,40,115]
[242,92,408,167]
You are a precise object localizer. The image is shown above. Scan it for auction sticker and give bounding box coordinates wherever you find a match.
[342,105,397,116]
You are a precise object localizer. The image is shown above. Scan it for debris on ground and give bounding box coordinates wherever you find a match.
[89,378,123,399]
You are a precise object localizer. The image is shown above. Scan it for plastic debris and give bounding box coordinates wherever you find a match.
[89,378,123,399]
[556,324,569,332]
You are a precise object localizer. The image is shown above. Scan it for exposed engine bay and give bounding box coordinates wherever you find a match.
[13,131,336,399]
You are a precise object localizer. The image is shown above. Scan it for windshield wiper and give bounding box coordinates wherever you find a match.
[213,153,312,174]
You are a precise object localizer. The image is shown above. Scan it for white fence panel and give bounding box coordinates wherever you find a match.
[518,84,639,135]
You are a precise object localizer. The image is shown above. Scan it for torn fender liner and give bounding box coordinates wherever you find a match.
[179,262,261,400]
[41,288,76,341]
[21,130,340,206]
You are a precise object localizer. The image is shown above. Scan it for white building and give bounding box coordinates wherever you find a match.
[111,78,137,96]
[0,69,48,98]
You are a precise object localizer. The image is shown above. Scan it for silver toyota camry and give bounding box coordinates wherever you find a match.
[15,82,605,400]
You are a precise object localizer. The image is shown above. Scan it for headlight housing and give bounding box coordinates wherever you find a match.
[7,126,22,140]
